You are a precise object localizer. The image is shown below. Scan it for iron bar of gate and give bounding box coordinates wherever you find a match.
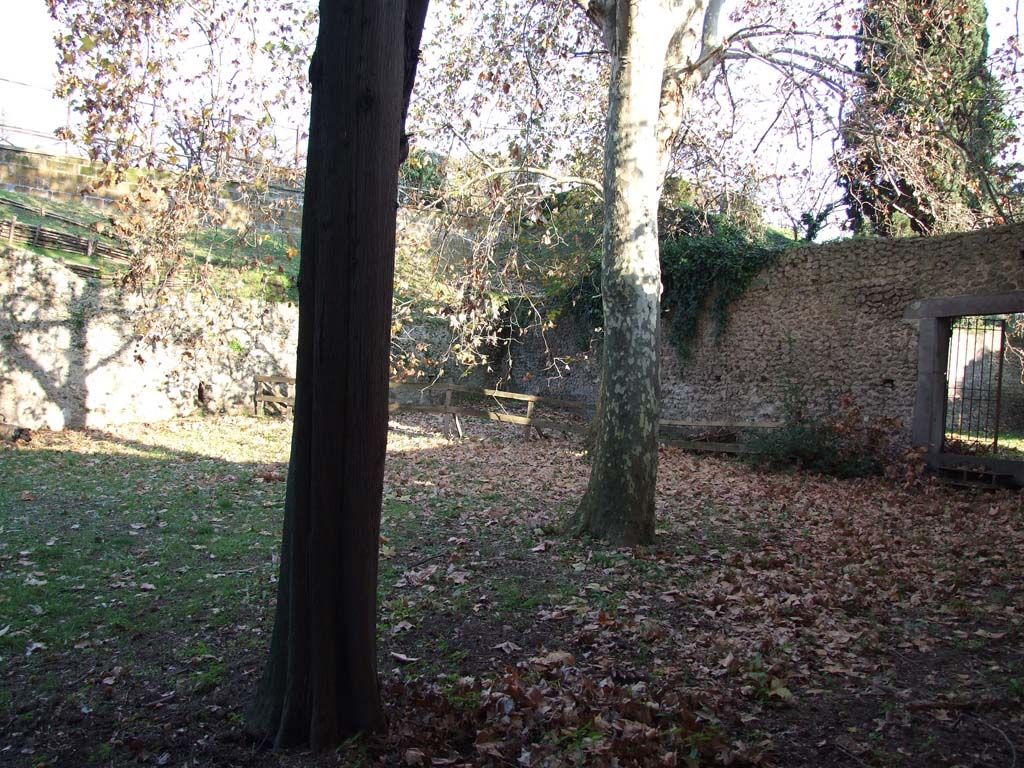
[954,317,962,436]
[976,317,984,440]
[985,320,994,443]
[974,319,983,438]
[945,322,954,442]
[989,320,995,441]
[947,318,964,439]
[994,318,1006,449]
[953,320,962,438]
[948,322,955,437]
[969,318,977,438]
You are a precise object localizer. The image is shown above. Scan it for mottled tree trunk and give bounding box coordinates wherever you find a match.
[248,0,427,750]
[573,2,676,545]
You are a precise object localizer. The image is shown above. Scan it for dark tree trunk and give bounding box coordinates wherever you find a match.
[248,0,427,750]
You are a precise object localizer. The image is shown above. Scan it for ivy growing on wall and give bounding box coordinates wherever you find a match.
[659,207,787,358]
[558,204,788,358]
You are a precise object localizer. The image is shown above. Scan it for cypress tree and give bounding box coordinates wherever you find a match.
[838,0,1012,236]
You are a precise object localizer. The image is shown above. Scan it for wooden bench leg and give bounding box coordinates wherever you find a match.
[523,401,535,441]
[442,384,454,438]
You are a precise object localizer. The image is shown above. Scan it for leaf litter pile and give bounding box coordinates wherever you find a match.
[1,415,1022,767]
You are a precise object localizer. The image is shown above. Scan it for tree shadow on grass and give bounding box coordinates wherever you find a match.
[0,415,571,766]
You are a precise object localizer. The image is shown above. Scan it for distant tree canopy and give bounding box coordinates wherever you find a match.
[838,0,1015,236]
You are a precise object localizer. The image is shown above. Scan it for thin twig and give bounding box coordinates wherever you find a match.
[404,551,446,570]
[906,696,1007,712]
[966,713,1018,768]
[832,743,872,768]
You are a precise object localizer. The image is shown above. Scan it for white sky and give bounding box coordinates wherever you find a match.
[0,2,63,151]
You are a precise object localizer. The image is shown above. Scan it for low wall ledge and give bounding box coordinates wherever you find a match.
[904,291,1024,320]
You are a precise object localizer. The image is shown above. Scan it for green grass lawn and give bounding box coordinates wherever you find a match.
[1,416,1022,767]
[0,188,109,229]
[945,430,1024,460]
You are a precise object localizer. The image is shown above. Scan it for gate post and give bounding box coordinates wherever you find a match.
[911,317,951,454]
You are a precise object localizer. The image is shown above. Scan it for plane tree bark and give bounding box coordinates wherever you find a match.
[247,0,428,750]
[572,0,726,544]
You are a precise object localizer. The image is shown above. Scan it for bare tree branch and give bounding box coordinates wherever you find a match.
[466,165,602,196]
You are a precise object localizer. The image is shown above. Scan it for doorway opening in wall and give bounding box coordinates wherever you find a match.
[944,314,1024,460]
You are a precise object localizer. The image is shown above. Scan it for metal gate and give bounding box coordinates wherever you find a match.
[944,316,1006,450]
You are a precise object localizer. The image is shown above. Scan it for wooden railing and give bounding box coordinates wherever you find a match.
[253,375,298,416]
[253,376,780,452]
[254,378,588,435]
[1,216,131,263]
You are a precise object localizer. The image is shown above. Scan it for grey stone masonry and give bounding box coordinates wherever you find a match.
[502,225,1024,450]
[1,248,298,430]
[659,224,1024,445]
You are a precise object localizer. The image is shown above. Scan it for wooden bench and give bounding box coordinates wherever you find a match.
[253,375,296,416]
[658,417,782,454]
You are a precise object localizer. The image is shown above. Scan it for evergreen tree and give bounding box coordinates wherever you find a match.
[838,0,1012,236]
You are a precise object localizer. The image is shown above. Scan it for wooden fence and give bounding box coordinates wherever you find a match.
[253,376,780,452]
[253,375,297,416]
[1,216,131,263]
[254,378,588,434]
[1,195,106,232]
[1,203,131,264]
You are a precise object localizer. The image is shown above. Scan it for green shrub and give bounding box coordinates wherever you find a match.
[745,390,896,478]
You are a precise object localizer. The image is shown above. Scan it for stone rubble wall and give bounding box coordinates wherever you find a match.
[658,224,1024,437]
[0,205,488,431]
[1,248,298,430]
[6,213,1024,439]
[507,224,1024,445]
